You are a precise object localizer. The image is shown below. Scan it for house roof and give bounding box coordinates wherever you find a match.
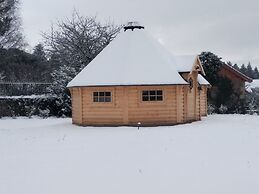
[175,55,197,72]
[197,74,210,85]
[175,55,205,75]
[67,28,189,87]
[222,63,253,83]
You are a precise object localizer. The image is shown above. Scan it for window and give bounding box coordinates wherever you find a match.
[93,91,111,102]
[142,90,163,101]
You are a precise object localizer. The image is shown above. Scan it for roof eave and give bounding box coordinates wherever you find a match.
[67,83,189,88]
[222,64,253,83]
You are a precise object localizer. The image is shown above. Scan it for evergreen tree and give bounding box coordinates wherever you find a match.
[0,71,5,81]
[199,52,224,86]
[215,77,233,108]
[33,43,46,61]
[253,67,259,79]
[240,64,246,75]
[233,64,239,71]
[227,61,232,66]
[246,62,253,78]
[0,48,52,82]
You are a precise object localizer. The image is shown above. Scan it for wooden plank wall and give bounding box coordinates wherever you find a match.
[182,72,200,122]
[219,67,246,98]
[127,86,181,126]
[200,86,208,116]
[81,87,124,125]
[186,86,196,121]
[70,88,83,124]
[70,85,187,126]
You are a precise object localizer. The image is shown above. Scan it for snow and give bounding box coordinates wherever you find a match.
[175,55,197,72]
[1,115,259,194]
[246,79,259,92]
[198,74,210,85]
[0,94,53,99]
[67,29,188,87]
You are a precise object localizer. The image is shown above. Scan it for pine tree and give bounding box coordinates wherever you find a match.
[199,52,224,86]
[253,67,259,79]
[240,64,246,75]
[246,62,253,78]
[215,77,233,108]
[33,43,46,61]
[233,64,239,71]
[227,61,233,66]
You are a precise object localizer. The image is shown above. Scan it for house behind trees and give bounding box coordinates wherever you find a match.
[218,63,253,98]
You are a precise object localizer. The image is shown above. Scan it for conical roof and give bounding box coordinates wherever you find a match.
[67,28,188,87]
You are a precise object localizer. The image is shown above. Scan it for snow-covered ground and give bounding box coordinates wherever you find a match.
[0,115,259,194]
[246,79,259,92]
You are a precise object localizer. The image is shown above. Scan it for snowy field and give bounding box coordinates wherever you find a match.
[0,115,259,194]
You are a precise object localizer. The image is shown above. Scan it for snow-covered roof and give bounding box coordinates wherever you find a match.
[174,55,197,72]
[246,79,259,92]
[67,29,188,87]
[197,74,210,85]
[174,55,205,75]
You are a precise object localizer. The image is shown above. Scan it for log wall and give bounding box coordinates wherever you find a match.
[200,86,208,116]
[70,85,189,126]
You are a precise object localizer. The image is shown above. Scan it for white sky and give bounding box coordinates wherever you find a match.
[20,0,259,67]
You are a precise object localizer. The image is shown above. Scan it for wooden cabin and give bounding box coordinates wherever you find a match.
[218,63,252,98]
[67,23,210,126]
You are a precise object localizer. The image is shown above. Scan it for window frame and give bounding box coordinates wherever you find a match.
[142,90,163,102]
[93,91,112,103]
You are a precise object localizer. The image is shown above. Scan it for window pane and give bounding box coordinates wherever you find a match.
[93,97,99,102]
[157,90,162,95]
[105,97,111,102]
[150,91,155,95]
[142,91,148,95]
[99,97,105,102]
[99,92,105,96]
[150,96,156,101]
[105,92,111,96]
[93,92,98,97]
[157,96,163,101]
[142,96,149,101]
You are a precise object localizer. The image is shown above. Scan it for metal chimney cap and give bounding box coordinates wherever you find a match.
[124,21,144,31]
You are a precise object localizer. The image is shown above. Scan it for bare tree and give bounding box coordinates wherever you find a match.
[43,11,121,116]
[44,12,121,70]
[0,0,25,48]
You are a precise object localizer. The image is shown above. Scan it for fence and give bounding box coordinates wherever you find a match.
[0,82,52,96]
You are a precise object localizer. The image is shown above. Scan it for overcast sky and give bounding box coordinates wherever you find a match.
[21,0,259,67]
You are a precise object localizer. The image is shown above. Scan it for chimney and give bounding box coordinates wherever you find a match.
[124,21,144,31]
